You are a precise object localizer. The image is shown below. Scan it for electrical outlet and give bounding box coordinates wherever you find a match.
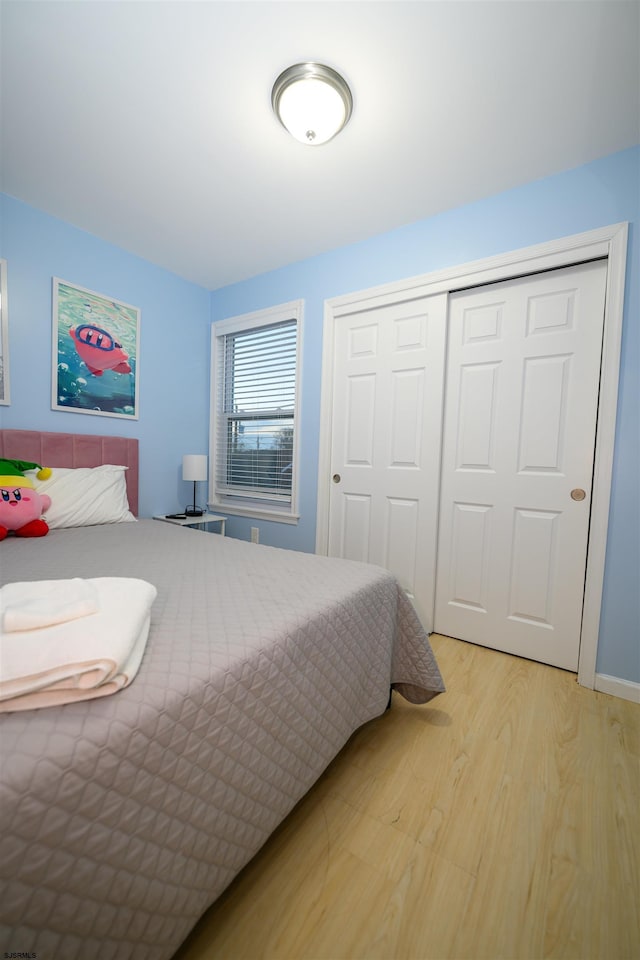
[250,527,259,544]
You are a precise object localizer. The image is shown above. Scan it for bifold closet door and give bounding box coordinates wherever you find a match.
[434,260,608,670]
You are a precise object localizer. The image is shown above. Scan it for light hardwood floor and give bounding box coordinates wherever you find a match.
[173,635,640,960]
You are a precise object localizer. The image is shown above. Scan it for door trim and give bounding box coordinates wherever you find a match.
[317,223,628,689]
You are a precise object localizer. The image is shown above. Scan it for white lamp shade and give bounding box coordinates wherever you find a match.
[277,77,347,144]
[182,454,208,482]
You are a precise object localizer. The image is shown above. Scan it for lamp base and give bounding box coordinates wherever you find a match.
[185,506,204,517]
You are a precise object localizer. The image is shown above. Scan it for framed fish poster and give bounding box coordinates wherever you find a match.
[0,259,9,405]
[52,278,140,419]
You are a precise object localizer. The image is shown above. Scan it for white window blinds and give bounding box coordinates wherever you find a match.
[214,318,298,505]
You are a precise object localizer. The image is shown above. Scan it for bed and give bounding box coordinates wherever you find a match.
[0,429,445,960]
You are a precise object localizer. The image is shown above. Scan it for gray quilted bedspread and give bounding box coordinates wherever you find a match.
[0,520,444,959]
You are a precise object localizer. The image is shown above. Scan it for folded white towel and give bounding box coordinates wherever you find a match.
[0,613,152,713]
[1,578,100,632]
[0,577,157,710]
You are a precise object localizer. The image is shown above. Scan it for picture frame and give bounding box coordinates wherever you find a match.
[52,278,140,419]
[0,259,9,405]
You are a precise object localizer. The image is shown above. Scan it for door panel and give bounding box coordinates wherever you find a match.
[456,362,500,470]
[435,260,607,670]
[507,508,559,626]
[518,355,571,472]
[390,369,424,466]
[345,375,375,464]
[450,501,492,610]
[328,294,447,629]
[384,497,420,596]
[341,494,371,562]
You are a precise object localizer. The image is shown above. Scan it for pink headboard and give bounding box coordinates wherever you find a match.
[0,429,139,516]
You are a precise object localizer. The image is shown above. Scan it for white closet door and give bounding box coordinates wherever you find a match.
[434,260,608,670]
[327,293,447,629]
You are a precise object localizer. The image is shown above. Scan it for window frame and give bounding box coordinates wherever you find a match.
[209,300,303,524]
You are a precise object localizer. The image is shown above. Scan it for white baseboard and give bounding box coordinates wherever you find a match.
[594,673,640,704]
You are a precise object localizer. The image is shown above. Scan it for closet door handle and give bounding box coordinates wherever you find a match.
[332,474,341,484]
[571,488,586,501]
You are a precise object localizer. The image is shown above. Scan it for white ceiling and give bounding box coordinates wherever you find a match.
[2,1,638,291]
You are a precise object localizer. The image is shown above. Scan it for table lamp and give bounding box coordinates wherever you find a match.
[182,454,207,517]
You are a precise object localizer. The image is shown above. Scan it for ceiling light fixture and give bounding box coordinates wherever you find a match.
[271,62,353,146]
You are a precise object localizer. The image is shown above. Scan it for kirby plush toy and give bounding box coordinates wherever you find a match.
[0,459,53,540]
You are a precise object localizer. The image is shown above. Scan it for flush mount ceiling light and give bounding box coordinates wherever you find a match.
[271,62,353,145]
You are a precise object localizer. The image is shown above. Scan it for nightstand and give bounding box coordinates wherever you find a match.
[153,513,226,535]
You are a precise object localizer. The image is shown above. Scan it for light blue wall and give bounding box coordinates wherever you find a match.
[211,146,640,683]
[0,194,211,517]
[1,149,637,682]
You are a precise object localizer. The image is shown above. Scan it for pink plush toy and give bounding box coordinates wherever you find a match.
[0,459,52,540]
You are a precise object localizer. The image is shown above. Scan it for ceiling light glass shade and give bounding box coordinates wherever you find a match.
[272,63,352,145]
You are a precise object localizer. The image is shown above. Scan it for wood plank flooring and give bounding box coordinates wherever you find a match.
[173,635,640,960]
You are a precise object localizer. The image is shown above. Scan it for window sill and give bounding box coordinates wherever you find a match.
[210,500,300,525]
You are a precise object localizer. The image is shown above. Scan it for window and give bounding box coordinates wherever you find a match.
[210,301,302,523]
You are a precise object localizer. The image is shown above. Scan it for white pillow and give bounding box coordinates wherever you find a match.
[31,465,136,529]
